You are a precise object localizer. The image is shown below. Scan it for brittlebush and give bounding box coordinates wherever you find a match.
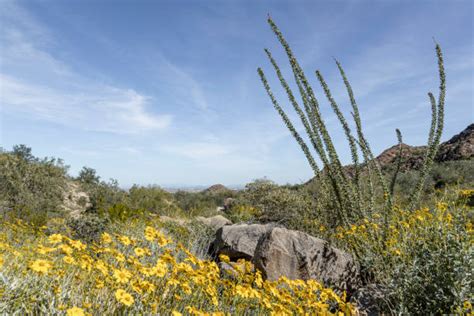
[0,218,355,315]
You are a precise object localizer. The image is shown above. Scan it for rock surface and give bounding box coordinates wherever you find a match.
[196,215,232,232]
[209,223,359,294]
[436,123,473,161]
[253,227,360,293]
[62,182,91,218]
[209,223,274,261]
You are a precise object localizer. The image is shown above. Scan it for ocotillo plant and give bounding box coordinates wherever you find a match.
[258,16,446,229]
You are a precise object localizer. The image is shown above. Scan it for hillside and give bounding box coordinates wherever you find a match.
[375,123,473,171]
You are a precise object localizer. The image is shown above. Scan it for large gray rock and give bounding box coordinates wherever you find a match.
[253,227,360,293]
[209,223,274,261]
[196,215,232,232]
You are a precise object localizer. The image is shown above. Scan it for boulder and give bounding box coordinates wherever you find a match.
[209,223,274,261]
[196,215,232,232]
[253,227,360,293]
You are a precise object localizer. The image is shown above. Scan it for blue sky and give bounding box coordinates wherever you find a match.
[1,0,472,188]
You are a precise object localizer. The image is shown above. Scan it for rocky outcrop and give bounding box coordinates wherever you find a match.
[209,223,359,294]
[209,223,275,261]
[376,124,474,171]
[196,215,232,232]
[62,182,91,218]
[253,227,360,293]
[436,123,473,161]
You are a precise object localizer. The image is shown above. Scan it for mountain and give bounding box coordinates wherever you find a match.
[202,184,232,194]
[375,123,473,171]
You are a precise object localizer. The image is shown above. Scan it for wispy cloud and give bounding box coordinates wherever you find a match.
[0,1,171,134]
[1,74,172,134]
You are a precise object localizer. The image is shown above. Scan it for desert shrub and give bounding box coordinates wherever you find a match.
[77,166,100,185]
[258,16,445,230]
[66,213,108,243]
[100,203,148,222]
[0,146,68,225]
[394,160,474,206]
[330,195,473,314]
[226,204,261,223]
[232,179,317,229]
[173,190,233,217]
[78,174,128,215]
[126,185,182,216]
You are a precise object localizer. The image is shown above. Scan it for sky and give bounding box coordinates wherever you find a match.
[0,0,473,188]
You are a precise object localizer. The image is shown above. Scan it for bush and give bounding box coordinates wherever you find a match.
[66,213,108,243]
[231,179,318,230]
[173,190,234,218]
[0,146,68,225]
[331,196,473,314]
[126,185,181,216]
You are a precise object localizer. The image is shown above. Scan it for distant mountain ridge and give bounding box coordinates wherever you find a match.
[374,123,473,171]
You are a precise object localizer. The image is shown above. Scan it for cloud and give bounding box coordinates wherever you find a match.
[0,1,171,134]
[1,74,172,134]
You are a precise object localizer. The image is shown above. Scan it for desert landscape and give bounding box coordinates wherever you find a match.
[0,1,473,315]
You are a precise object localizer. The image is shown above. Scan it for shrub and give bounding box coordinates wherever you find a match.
[66,213,108,243]
[330,196,473,314]
[173,190,233,218]
[258,16,446,229]
[0,146,68,225]
[232,179,317,229]
[126,185,181,216]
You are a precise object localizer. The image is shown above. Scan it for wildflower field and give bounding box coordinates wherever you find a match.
[0,217,355,315]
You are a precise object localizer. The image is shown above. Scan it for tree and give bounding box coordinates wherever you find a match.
[77,166,100,185]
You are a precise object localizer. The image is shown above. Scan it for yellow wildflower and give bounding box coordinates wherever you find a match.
[113,268,132,283]
[37,245,56,255]
[219,254,230,263]
[48,234,63,244]
[118,235,132,246]
[101,232,112,244]
[115,289,134,306]
[145,226,157,241]
[66,307,85,316]
[95,260,108,275]
[69,239,86,251]
[63,256,75,264]
[134,247,149,257]
[30,259,53,274]
[59,244,73,255]
[115,253,126,262]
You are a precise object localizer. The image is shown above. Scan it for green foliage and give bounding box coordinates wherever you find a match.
[66,213,107,243]
[77,166,100,185]
[230,179,318,230]
[387,223,472,314]
[80,176,127,215]
[257,16,446,229]
[126,185,181,216]
[0,146,68,225]
[173,189,235,218]
[394,160,474,205]
[102,203,142,222]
